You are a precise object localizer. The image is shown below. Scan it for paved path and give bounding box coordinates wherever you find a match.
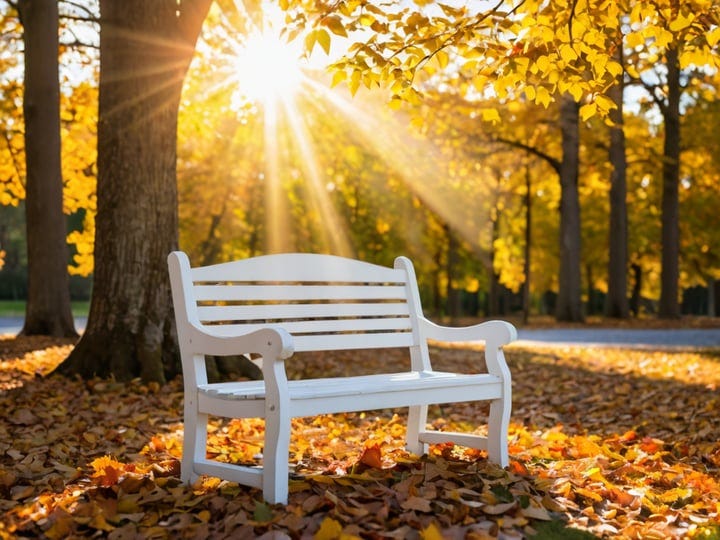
[514,327,720,349]
[0,317,87,335]
[1,317,719,348]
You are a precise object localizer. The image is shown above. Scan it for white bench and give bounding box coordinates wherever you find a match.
[168,251,516,504]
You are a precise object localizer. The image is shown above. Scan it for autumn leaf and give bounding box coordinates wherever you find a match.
[358,443,384,469]
[90,455,124,487]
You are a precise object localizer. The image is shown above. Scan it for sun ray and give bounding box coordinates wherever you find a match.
[262,100,293,254]
[280,97,354,256]
[302,79,494,257]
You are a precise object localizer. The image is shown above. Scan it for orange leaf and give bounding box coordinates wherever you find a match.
[509,459,528,475]
[90,455,124,487]
[359,444,383,469]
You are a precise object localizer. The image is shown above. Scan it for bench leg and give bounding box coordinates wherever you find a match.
[182,406,207,485]
[262,407,291,504]
[406,404,428,456]
[487,398,509,467]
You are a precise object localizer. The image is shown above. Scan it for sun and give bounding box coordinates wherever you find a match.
[232,31,305,105]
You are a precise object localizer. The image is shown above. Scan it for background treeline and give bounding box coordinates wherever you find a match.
[0,0,719,325]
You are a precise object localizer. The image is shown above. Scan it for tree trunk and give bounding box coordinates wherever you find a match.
[57,0,212,382]
[522,160,532,324]
[605,45,629,319]
[555,94,584,322]
[17,0,77,338]
[445,224,461,321]
[629,262,642,317]
[659,47,681,319]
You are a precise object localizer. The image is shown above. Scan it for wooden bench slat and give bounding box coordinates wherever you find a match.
[190,253,407,283]
[193,284,409,302]
[196,302,411,321]
[201,317,413,335]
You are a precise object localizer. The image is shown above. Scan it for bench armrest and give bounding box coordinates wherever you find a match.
[183,323,294,359]
[418,318,517,347]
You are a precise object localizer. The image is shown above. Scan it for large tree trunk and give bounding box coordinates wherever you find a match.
[57,0,212,382]
[555,94,584,322]
[17,0,77,338]
[659,47,681,319]
[605,45,629,318]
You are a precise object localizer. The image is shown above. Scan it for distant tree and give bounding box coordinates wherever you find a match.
[15,0,77,337]
[555,95,583,322]
[605,44,629,319]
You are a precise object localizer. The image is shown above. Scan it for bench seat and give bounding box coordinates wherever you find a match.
[199,371,502,416]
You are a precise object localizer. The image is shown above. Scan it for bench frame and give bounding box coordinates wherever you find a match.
[168,251,516,504]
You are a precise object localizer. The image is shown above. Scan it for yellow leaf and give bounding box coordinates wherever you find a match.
[669,12,694,32]
[324,15,348,37]
[421,522,444,540]
[435,49,449,69]
[535,86,552,108]
[559,44,578,63]
[595,94,617,113]
[708,26,720,47]
[567,82,584,102]
[331,70,347,88]
[606,60,623,78]
[481,108,501,124]
[534,55,550,74]
[317,28,331,55]
[304,30,317,55]
[315,517,343,540]
[580,102,597,121]
[626,31,644,48]
[524,86,536,101]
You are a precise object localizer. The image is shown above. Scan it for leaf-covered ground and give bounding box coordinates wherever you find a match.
[1,330,720,539]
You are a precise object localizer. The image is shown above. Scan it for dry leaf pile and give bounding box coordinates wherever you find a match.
[1,334,719,539]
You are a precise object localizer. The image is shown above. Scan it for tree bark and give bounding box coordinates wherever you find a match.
[605,45,629,318]
[658,47,681,319]
[57,0,212,381]
[555,94,584,322]
[17,0,77,338]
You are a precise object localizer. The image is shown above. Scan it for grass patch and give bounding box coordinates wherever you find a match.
[0,300,89,317]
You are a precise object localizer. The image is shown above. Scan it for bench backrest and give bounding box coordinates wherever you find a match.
[168,252,425,353]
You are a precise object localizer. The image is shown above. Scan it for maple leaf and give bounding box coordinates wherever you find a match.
[89,456,124,487]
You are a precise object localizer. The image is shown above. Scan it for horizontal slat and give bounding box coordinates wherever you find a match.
[202,317,412,335]
[292,332,415,352]
[418,431,488,450]
[190,253,407,283]
[193,284,408,302]
[194,460,262,488]
[197,326,415,350]
[197,302,410,322]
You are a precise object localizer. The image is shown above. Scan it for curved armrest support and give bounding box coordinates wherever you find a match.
[184,324,294,359]
[419,318,517,347]
[419,318,515,378]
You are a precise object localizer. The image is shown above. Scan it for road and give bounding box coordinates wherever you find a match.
[1,317,719,349]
